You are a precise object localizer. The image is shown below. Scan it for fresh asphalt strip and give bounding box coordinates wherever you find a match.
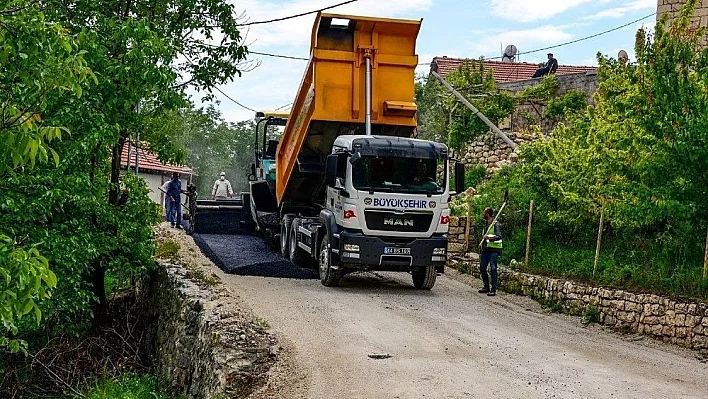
[192,233,318,279]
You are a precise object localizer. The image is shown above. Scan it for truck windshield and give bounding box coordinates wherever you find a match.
[352,156,445,194]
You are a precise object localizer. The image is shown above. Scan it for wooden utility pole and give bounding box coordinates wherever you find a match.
[464,198,472,251]
[593,207,605,278]
[525,200,534,268]
[703,226,708,279]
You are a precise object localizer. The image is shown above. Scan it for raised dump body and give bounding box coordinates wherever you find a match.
[276,13,422,209]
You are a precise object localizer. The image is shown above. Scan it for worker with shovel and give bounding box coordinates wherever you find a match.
[479,207,503,296]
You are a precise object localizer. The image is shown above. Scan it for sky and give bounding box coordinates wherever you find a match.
[190,0,658,123]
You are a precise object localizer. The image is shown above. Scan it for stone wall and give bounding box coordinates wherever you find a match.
[445,216,708,354]
[140,262,276,398]
[499,71,598,134]
[457,132,536,174]
[658,0,708,29]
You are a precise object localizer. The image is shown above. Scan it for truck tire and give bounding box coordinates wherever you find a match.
[412,266,436,290]
[319,235,341,287]
[280,214,295,258]
[289,218,309,267]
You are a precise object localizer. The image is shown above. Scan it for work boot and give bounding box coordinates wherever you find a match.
[170,223,175,228]
[487,290,496,297]
[478,288,490,293]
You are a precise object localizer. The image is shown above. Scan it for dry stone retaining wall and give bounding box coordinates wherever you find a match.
[139,262,275,398]
[457,132,536,174]
[445,216,708,354]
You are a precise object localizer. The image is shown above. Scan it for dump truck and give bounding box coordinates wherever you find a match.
[247,13,465,289]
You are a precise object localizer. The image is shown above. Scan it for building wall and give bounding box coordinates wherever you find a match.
[657,0,708,28]
[498,71,599,134]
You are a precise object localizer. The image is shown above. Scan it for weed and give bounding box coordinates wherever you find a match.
[582,306,599,325]
[187,267,219,287]
[77,373,170,399]
[155,240,180,260]
[539,297,564,313]
[253,317,270,331]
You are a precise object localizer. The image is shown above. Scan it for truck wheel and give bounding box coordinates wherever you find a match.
[280,214,295,258]
[289,218,309,267]
[412,266,436,290]
[319,235,341,287]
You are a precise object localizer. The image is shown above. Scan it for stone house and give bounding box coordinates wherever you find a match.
[428,57,598,173]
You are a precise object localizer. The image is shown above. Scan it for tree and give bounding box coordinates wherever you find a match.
[0,0,91,352]
[38,0,250,311]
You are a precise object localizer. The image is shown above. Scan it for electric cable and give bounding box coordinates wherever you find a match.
[238,0,359,27]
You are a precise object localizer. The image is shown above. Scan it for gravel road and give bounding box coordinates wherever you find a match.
[203,234,708,399]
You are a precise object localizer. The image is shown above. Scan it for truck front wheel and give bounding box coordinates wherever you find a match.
[412,266,436,290]
[319,236,341,287]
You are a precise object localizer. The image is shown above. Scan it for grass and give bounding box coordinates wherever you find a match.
[71,374,172,399]
[252,317,270,331]
[155,240,180,260]
[500,228,708,300]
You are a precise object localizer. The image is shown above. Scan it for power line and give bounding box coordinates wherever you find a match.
[250,51,309,61]
[275,102,293,111]
[212,85,258,113]
[238,0,359,27]
[251,11,656,68]
[512,11,656,58]
[414,11,656,68]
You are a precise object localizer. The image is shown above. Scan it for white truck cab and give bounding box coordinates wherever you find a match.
[283,135,464,289]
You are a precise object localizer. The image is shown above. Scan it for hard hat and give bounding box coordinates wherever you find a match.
[220,172,225,176]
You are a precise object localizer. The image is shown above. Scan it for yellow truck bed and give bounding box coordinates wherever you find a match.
[276,13,422,204]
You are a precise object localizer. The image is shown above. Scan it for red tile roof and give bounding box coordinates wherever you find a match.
[431,57,597,83]
[120,142,193,175]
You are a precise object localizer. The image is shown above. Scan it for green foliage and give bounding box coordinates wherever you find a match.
[544,90,587,121]
[76,373,171,399]
[0,1,93,176]
[175,107,258,196]
[0,236,57,353]
[465,1,708,299]
[582,306,600,325]
[415,61,516,148]
[464,164,487,190]
[155,240,180,260]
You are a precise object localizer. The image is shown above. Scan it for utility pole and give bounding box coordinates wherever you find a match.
[430,70,517,150]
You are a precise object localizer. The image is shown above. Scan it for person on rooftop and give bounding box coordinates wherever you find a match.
[532,53,559,78]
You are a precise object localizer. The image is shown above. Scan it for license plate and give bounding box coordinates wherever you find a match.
[384,247,411,255]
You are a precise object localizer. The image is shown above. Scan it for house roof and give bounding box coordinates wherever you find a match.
[120,142,193,175]
[430,56,597,83]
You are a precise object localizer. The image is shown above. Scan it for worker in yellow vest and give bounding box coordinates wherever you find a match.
[479,207,503,296]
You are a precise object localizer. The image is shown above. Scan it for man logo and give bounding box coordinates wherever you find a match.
[429,201,436,208]
[364,197,372,205]
[383,218,414,227]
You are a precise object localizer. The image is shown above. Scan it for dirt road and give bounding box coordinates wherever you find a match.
[213,265,708,399]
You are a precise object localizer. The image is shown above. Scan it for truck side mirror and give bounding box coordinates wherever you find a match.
[325,154,338,187]
[454,162,465,195]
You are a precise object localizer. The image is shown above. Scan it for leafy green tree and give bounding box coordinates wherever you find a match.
[36,0,250,312]
[0,0,92,352]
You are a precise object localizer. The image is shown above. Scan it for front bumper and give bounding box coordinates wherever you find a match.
[338,230,447,271]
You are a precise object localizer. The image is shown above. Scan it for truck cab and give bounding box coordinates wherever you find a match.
[282,135,464,289]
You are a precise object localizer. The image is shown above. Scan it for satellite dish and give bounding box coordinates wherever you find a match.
[618,49,629,62]
[502,44,518,62]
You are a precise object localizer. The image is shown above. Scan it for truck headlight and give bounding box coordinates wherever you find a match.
[344,244,360,252]
[432,247,446,255]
